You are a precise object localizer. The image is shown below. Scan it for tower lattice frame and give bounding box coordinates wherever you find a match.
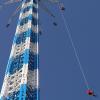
[0,0,39,99]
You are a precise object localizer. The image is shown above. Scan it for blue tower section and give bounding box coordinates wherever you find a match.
[0,0,39,99]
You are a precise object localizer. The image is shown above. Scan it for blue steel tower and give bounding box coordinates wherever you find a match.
[0,0,39,99]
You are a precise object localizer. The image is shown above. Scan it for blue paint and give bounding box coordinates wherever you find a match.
[0,91,20,100]
[20,5,37,13]
[32,6,38,13]
[6,55,23,74]
[18,17,29,26]
[25,0,31,3]
[26,87,39,100]
[29,51,39,70]
[17,14,37,26]
[13,31,30,44]
[19,84,27,100]
[33,0,37,4]
[32,17,38,25]
[0,0,39,99]
[6,49,38,75]
[5,49,29,74]
[0,85,39,100]
[13,29,38,44]
[30,31,38,43]
[22,6,31,13]
[23,49,29,64]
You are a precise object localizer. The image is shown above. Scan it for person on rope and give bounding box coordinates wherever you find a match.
[56,0,98,98]
[53,22,57,26]
[6,23,10,28]
[86,89,96,97]
[59,3,65,11]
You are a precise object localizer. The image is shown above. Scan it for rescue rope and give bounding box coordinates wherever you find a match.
[58,2,90,89]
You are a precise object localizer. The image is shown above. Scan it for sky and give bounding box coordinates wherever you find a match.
[0,0,100,100]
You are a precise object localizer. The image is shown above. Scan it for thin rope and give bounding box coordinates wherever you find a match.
[58,3,90,90]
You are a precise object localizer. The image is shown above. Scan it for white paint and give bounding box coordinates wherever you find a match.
[20,8,37,20]
[32,25,38,33]
[0,0,39,98]
[27,69,39,90]
[10,42,26,58]
[0,64,39,97]
[36,0,39,91]
[21,64,28,84]
[30,42,38,54]
[0,68,22,96]
[22,1,38,9]
[16,20,31,35]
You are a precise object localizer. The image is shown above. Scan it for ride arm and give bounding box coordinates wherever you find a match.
[0,0,21,11]
[6,4,21,27]
[44,0,65,11]
[39,1,55,18]
[4,0,21,5]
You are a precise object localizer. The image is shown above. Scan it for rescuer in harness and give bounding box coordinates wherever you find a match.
[86,89,96,97]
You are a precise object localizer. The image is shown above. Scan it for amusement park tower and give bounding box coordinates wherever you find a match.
[0,0,39,99]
